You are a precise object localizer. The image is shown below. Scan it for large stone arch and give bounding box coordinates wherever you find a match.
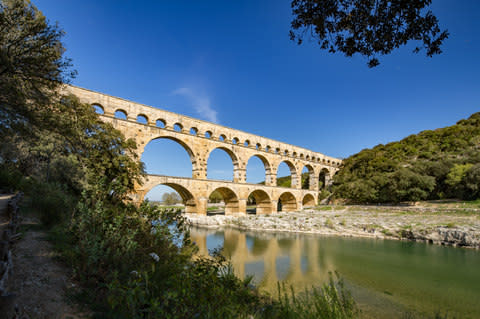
[141,136,197,177]
[299,163,317,191]
[277,191,297,212]
[143,182,197,214]
[248,189,273,215]
[276,160,299,188]
[302,193,315,207]
[209,187,240,215]
[319,167,332,189]
[245,153,274,186]
[206,146,240,182]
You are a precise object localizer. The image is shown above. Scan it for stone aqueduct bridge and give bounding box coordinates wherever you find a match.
[65,85,342,215]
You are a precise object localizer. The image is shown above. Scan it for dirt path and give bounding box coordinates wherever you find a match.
[0,195,88,319]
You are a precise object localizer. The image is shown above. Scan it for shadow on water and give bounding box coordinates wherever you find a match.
[189,226,480,319]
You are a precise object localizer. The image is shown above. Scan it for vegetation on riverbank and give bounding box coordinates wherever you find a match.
[333,112,480,204]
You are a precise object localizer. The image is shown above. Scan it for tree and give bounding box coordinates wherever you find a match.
[162,192,182,205]
[0,0,75,134]
[290,0,449,67]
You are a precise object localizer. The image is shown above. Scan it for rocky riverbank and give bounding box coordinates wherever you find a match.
[185,206,480,249]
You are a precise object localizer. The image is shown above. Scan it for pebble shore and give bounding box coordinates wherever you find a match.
[185,208,480,249]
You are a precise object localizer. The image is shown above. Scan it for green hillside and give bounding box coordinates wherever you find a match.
[333,112,480,203]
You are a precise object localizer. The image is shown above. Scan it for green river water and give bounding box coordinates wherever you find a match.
[190,227,480,318]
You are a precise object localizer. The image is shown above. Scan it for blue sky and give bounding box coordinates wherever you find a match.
[35,0,480,200]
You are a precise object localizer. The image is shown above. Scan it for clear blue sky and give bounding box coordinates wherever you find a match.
[35,0,480,200]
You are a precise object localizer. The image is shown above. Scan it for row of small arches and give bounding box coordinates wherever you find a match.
[92,103,340,166]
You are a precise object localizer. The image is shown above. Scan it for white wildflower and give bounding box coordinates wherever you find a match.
[149,252,160,262]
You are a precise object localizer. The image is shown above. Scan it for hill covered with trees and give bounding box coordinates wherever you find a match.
[333,112,480,203]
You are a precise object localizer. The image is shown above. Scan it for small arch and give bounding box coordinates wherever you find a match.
[248,189,272,214]
[306,155,310,160]
[219,134,226,142]
[114,109,127,120]
[265,145,271,152]
[173,123,183,132]
[302,194,315,208]
[137,114,148,124]
[300,153,304,159]
[275,148,280,154]
[92,103,104,114]
[284,150,289,156]
[244,140,250,147]
[208,187,240,215]
[255,143,261,150]
[190,127,198,135]
[205,131,212,138]
[293,152,297,157]
[278,192,297,212]
[156,119,166,128]
[232,137,239,144]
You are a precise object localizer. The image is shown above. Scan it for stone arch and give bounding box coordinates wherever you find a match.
[206,146,239,181]
[319,167,331,189]
[144,182,197,213]
[276,160,298,188]
[190,127,198,135]
[248,189,272,214]
[114,109,128,120]
[137,114,148,124]
[210,187,239,215]
[246,154,272,184]
[142,136,197,176]
[277,192,297,212]
[219,134,227,142]
[300,164,315,190]
[232,137,239,144]
[92,103,104,114]
[156,119,166,128]
[302,193,315,207]
[173,123,183,132]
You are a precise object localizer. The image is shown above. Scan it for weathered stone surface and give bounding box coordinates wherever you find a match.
[64,85,342,215]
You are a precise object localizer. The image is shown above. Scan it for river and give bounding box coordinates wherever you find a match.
[190,226,480,318]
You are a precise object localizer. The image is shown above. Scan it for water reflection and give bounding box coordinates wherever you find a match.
[190,227,480,318]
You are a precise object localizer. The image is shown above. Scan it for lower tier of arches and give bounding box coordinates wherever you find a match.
[136,174,319,215]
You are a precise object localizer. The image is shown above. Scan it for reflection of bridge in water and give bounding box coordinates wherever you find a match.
[190,228,335,293]
[66,85,342,215]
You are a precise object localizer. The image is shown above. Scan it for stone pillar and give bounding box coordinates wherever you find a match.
[310,173,319,191]
[271,200,279,213]
[237,199,247,215]
[193,167,207,179]
[196,197,208,215]
[234,168,246,183]
[297,201,303,211]
[265,172,276,187]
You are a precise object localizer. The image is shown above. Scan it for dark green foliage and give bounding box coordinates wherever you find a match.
[334,112,480,203]
[290,0,449,67]
[0,0,75,134]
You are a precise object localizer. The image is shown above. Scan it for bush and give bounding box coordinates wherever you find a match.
[30,182,76,227]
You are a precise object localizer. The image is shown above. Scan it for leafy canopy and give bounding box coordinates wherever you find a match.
[290,0,449,67]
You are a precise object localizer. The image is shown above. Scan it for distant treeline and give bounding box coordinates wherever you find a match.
[332,112,480,203]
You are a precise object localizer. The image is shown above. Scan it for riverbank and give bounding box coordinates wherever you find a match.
[185,205,480,249]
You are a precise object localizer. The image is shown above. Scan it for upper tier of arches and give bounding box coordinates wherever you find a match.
[67,85,342,168]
